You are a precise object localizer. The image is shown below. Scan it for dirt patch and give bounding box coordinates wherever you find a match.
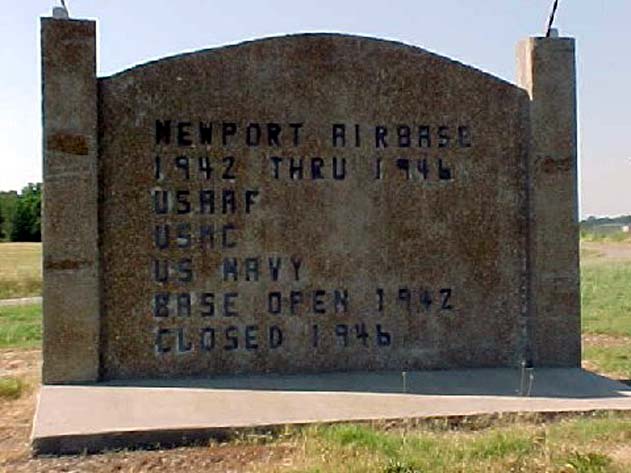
[583,334,631,349]
[0,349,41,378]
[0,349,297,472]
[7,443,296,473]
[581,334,631,385]
[0,349,41,470]
[609,444,631,469]
[581,241,631,263]
[0,297,42,308]
[0,391,37,468]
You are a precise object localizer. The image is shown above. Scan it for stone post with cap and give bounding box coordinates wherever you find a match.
[41,9,100,383]
[517,33,581,367]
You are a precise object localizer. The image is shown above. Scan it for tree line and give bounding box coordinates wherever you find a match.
[581,215,631,228]
[0,183,42,242]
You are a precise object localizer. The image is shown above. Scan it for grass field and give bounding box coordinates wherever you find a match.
[0,304,41,349]
[277,415,631,472]
[581,241,631,380]
[582,263,631,336]
[0,242,41,299]
[581,230,631,244]
[1,241,631,472]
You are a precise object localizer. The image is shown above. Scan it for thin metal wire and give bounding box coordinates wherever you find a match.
[546,0,560,37]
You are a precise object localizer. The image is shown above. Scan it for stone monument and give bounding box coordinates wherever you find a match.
[41,16,579,385]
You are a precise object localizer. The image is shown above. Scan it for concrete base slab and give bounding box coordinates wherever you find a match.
[32,368,631,454]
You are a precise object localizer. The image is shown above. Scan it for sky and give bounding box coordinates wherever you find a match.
[0,0,628,218]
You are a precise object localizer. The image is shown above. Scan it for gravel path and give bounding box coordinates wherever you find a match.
[0,297,42,307]
[581,241,631,262]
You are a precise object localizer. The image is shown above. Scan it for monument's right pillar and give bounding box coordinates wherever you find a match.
[517,36,581,366]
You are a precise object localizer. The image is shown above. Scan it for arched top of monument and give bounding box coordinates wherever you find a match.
[101,33,521,93]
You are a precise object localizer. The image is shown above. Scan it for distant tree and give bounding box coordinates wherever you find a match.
[0,191,18,240]
[11,203,32,242]
[10,183,42,242]
[581,214,631,229]
[0,204,4,239]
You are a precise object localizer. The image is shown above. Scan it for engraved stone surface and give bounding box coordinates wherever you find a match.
[97,34,531,379]
[38,17,585,457]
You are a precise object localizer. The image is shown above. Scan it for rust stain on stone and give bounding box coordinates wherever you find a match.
[539,155,570,174]
[44,259,91,270]
[47,133,89,156]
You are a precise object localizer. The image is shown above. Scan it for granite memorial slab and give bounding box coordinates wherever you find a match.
[32,10,589,455]
[41,17,580,385]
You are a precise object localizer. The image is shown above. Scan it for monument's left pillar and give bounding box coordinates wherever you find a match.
[41,17,99,383]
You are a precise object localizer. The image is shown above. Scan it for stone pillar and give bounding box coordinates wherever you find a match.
[517,37,581,366]
[41,17,100,383]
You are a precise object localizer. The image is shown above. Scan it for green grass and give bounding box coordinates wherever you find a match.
[584,344,631,380]
[0,376,27,400]
[582,262,631,336]
[0,303,42,349]
[580,243,631,379]
[283,413,631,472]
[0,242,42,299]
[581,230,631,243]
[547,414,631,444]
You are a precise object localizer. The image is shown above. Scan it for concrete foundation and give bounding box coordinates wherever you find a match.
[32,369,631,454]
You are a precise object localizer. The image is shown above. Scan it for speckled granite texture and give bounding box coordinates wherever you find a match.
[43,19,579,383]
[98,34,530,379]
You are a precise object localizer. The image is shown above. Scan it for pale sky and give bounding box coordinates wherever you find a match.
[1,0,629,218]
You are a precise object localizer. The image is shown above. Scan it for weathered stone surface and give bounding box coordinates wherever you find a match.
[41,18,99,384]
[517,38,581,367]
[98,34,530,379]
[41,15,582,385]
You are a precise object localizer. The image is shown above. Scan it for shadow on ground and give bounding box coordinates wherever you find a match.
[100,368,631,399]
